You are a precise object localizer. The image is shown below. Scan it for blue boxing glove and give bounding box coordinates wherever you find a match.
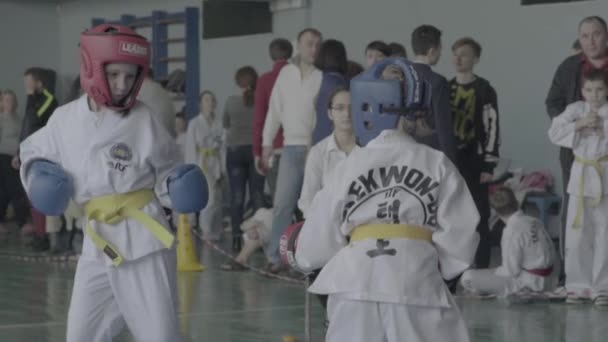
[27,160,73,216]
[167,164,209,213]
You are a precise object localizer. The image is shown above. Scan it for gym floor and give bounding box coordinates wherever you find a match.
[1,229,607,342]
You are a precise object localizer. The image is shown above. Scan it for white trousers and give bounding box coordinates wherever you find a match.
[66,249,182,342]
[45,216,63,234]
[198,178,223,240]
[461,268,515,296]
[325,294,470,342]
[565,196,608,298]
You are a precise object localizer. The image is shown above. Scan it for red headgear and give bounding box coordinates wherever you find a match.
[80,24,150,111]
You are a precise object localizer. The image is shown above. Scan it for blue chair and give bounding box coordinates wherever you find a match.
[524,192,561,228]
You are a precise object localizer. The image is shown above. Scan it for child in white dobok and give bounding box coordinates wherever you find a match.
[461,187,556,298]
[549,68,608,305]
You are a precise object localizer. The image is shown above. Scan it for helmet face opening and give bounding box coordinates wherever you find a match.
[103,63,143,109]
[80,24,150,112]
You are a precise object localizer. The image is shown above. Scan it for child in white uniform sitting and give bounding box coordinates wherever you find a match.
[461,187,556,298]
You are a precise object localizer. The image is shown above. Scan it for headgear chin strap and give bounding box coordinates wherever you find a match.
[80,24,150,112]
[350,57,432,146]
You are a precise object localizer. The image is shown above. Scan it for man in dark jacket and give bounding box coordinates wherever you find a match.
[411,25,457,163]
[14,67,58,252]
[450,37,500,269]
[546,16,608,262]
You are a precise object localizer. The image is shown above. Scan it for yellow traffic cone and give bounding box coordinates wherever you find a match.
[178,272,200,335]
[177,214,205,272]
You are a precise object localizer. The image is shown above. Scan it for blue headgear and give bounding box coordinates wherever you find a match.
[350,57,431,146]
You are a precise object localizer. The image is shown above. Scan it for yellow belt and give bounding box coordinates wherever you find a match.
[350,224,433,242]
[196,147,218,174]
[84,190,175,266]
[573,155,608,228]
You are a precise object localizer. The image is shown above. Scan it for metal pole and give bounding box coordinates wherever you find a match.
[305,275,311,342]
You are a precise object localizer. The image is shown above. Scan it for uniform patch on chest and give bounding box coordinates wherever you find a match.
[108,143,133,172]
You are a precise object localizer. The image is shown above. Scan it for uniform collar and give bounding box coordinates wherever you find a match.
[327,133,360,154]
[505,210,525,227]
[367,129,416,146]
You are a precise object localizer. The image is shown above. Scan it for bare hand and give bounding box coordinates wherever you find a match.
[11,155,20,170]
[261,147,273,171]
[254,156,266,176]
[576,115,600,130]
[588,111,603,128]
[480,172,493,184]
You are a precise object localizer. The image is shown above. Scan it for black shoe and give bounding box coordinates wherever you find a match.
[31,236,50,252]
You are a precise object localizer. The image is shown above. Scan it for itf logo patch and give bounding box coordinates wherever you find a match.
[108,143,133,173]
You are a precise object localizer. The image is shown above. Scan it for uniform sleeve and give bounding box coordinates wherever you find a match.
[297,145,324,218]
[496,231,523,277]
[295,167,348,272]
[432,160,481,280]
[147,114,184,208]
[481,85,500,173]
[548,103,581,148]
[19,112,63,195]
[263,72,284,147]
[434,80,457,163]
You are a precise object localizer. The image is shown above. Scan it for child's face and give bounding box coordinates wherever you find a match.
[1,94,16,113]
[175,117,187,134]
[582,79,608,109]
[23,75,41,95]
[328,91,353,132]
[104,63,138,103]
[200,93,216,114]
[366,49,386,68]
[452,45,478,73]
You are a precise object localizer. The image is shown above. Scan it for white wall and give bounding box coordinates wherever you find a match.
[20,0,608,191]
[55,0,308,115]
[56,0,201,103]
[313,0,608,191]
[0,1,60,114]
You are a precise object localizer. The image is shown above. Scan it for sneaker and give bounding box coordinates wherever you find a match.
[30,236,50,252]
[506,288,546,304]
[594,295,608,307]
[566,293,588,304]
[546,286,568,302]
[264,262,286,275]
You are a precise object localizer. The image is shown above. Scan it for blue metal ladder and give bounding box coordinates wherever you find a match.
[92,7,200,119]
